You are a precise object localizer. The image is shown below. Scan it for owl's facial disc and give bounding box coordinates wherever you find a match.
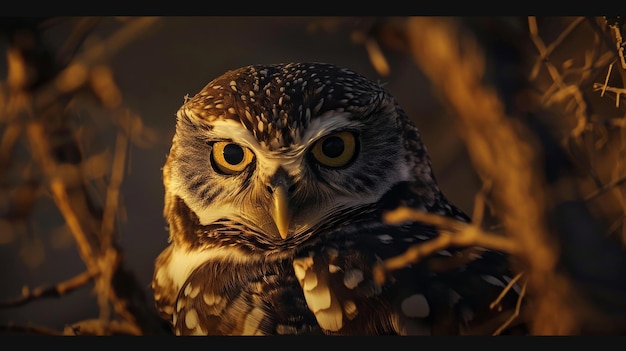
[169,61,418,244]
[174,116,390,242]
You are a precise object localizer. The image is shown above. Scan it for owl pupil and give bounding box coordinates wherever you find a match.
[223,144,244,165]
[322,137,344,158]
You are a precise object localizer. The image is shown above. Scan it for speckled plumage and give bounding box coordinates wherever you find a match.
[152,62,521,335]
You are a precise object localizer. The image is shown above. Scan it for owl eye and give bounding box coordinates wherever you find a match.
[211,141,255,175]
[310,131,357,168]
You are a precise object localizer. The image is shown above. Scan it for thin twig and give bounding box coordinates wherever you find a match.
[584,175,626,201]
[56,17,103,68]
[26,122,98,267]
[34,17,161,112]
[599,61,614,97]
[383,207,519,253]
[101,124,129,250]
[493,280,527,336]
[375,207,519,285]
[0,270,98,308]
[592,82,626,107]
[529,16,586,80]
[490,272,524,310]
[529,17,594,140]
[0,323,62,335]
[365,38,390,77]
[64,319,142,336]
[610,23,626,69]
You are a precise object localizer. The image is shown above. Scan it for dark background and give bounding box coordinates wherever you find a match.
[0,17,481,330]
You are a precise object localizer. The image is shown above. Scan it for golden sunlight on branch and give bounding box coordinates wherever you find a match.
[404,16,580,335]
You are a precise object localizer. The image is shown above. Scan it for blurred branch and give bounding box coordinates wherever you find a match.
[0,323,62,335]
[529,17,586,80]
[56,17,102,68]
[0,17,167,335]
[404,16,579,335]
[584,175,626,201]
[63,318,142,336]
[0,270,97,308]
[34,17,159,112]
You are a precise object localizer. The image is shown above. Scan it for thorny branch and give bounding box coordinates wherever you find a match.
[610,21,626,70]
[529,17,594,140]
[372,16,626,335]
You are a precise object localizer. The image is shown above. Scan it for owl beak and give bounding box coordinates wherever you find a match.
[272,184,291,239]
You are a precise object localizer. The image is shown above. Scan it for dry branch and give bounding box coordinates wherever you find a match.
[0,270,97,308]
[404,16,581,335]
[0,323,62,335]
[0,17,167,335]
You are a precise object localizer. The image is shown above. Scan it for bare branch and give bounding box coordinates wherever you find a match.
[584,175,626,201]
[493,280,527,336]
[405,16,579,335]
[0,270,97,308]
[0,323,62,335]
[529,16,586,80]
[383,207,519,253]
[63,319,142,336]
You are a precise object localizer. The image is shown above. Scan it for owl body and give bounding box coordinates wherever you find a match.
[152,63,521,335]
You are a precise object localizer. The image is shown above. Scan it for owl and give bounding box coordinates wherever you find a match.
[151,62,523,335]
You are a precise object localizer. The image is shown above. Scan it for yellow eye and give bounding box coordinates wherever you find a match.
[310,131,357,168]
[211,141,255,175]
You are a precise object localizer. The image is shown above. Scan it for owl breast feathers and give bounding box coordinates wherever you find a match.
[151,62,523,335]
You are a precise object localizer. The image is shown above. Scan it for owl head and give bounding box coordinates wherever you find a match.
[163,62,445,252]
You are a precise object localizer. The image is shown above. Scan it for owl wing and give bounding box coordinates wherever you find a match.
[293,220,523,335]
[154,243,328,335]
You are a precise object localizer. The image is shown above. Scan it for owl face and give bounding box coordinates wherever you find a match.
[166,63,425,248]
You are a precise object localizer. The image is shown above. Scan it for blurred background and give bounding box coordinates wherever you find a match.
[0,16,624,335]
